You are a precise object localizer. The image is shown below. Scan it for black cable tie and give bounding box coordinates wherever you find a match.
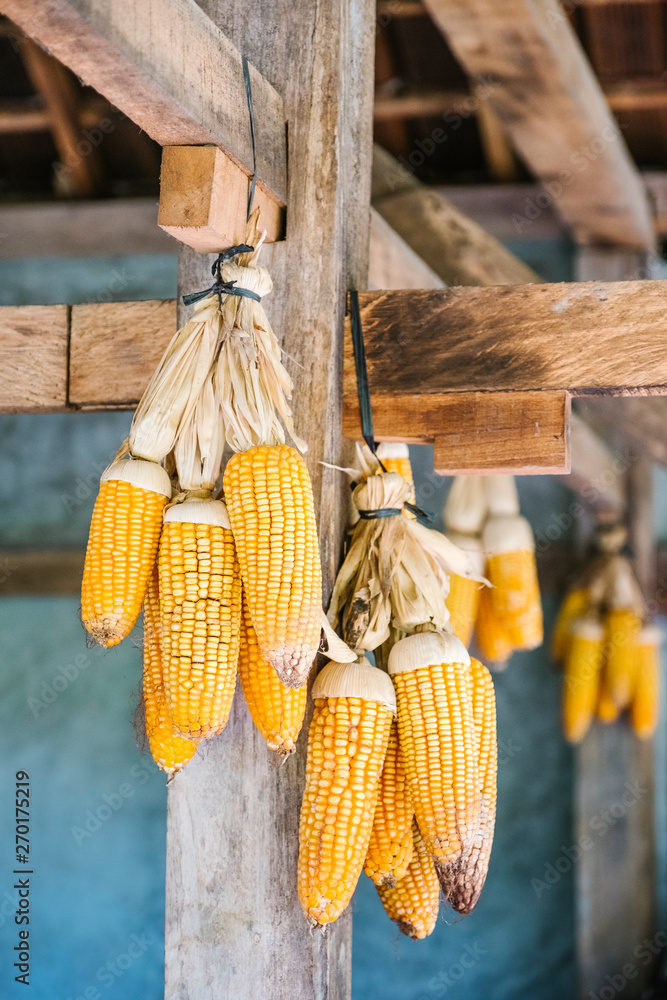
[182,244,260,306]
[404,501,434,524]
[358,507,403,520]
[348,290,387,470]
[242,55,257,222]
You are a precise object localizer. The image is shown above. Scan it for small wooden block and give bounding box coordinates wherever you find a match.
[158,145,285,252]
[343,389,571,475]
[69,300,177,406]
[0,305,69,412]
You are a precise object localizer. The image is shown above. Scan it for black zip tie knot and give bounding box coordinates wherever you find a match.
[182,243,262,307]
[357,501,434,524]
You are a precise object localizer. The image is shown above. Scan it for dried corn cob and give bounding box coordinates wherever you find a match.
[604,608,641,710]
[597,675,621,724]
[438,657,497,914]
[630,624,661,739]
[483,514,543,651]
[552,587,589,662]
[364,720,414,887]
[159,499,242,740]
[475,583,513,669]
[237,596,307,757]
[223,444,322,689]
[562,617,605,744]
[389,631,481,864]
[445,532,485,647]
[377,820,440,940]
[82,459,170,647]
[298,659,395,928]
[142,567,198,774]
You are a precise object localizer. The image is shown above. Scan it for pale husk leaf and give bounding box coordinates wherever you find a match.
[388,630,470,674]
[443,476,487,535]
[129,295,221,462]
[101,458,171,497]
[320,612,357,663]
[173,374,225,491]
[311,657,397,714]
[482,514,535,556]
[483,474,520,517]
[163,498,230,528]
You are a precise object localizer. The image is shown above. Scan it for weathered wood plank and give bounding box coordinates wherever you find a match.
[163,0,375,997]
[0,550,84,595]
[372,145,540,286]
[422,0,655,248]
[343,389,571,474]
[0,0,287,205]
[0,305,69,412]
[69,300,176,406]
[0,199,175,258]
[345,283,667,397]
[368,209,444,291]
[158,145,284,252]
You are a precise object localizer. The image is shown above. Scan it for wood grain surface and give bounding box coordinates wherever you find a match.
[0,0,287,205]
[0,305,69,412]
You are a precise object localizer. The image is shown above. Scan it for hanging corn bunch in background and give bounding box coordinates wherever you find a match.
[552,524,661,742]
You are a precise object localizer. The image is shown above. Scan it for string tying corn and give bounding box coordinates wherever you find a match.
[298,658,395,928]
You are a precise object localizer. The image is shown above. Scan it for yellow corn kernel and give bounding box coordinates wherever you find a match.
[298,696,393,928]
[392,656,480,863]
[438,658,497,914]
[142,567,198,774]
[159,516,242,740]
[630,626,661,739]
[475,584,513,667]
[82,477,167,647]
[552,588,589,662]
[223,445,322,689]
[486,549,543,651]
[364,720,414,887]
[562,619,604,744]
[447,574,482,647]
[377,820,440,939]
[604,609,641,710]
[237,597,307,756]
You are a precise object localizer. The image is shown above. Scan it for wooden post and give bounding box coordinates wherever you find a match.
[573,249,658,1000]
[164,2,374,998]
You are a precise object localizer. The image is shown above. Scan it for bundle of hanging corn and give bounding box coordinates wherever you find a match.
[552,524,661,742]
[82,217,335,772]
[443,474,544,669]
[297,446,498,936]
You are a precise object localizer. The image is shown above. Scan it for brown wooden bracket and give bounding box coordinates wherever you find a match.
[158,146,285,252]
[343,281,667,475]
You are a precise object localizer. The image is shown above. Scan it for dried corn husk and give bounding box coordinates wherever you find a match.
[328,460,488,652]
[443,476,487,535]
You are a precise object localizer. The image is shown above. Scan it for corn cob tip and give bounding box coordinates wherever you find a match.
[83,611,133,648]
[269,646,319,688]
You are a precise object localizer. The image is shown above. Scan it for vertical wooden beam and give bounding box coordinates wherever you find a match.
[574,249,658,1000]
[164,2,374,998]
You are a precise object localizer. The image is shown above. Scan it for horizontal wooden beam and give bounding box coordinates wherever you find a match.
[422,0,655,248]
[371,145,540,286]
[344,389,571,475]
[345,282,667,398]
[0,199,175,258]
[0,301,175,413]
[368,209,445,290]
[0,0,287,207]
[376,0,426,16]
[0,550,84,595]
